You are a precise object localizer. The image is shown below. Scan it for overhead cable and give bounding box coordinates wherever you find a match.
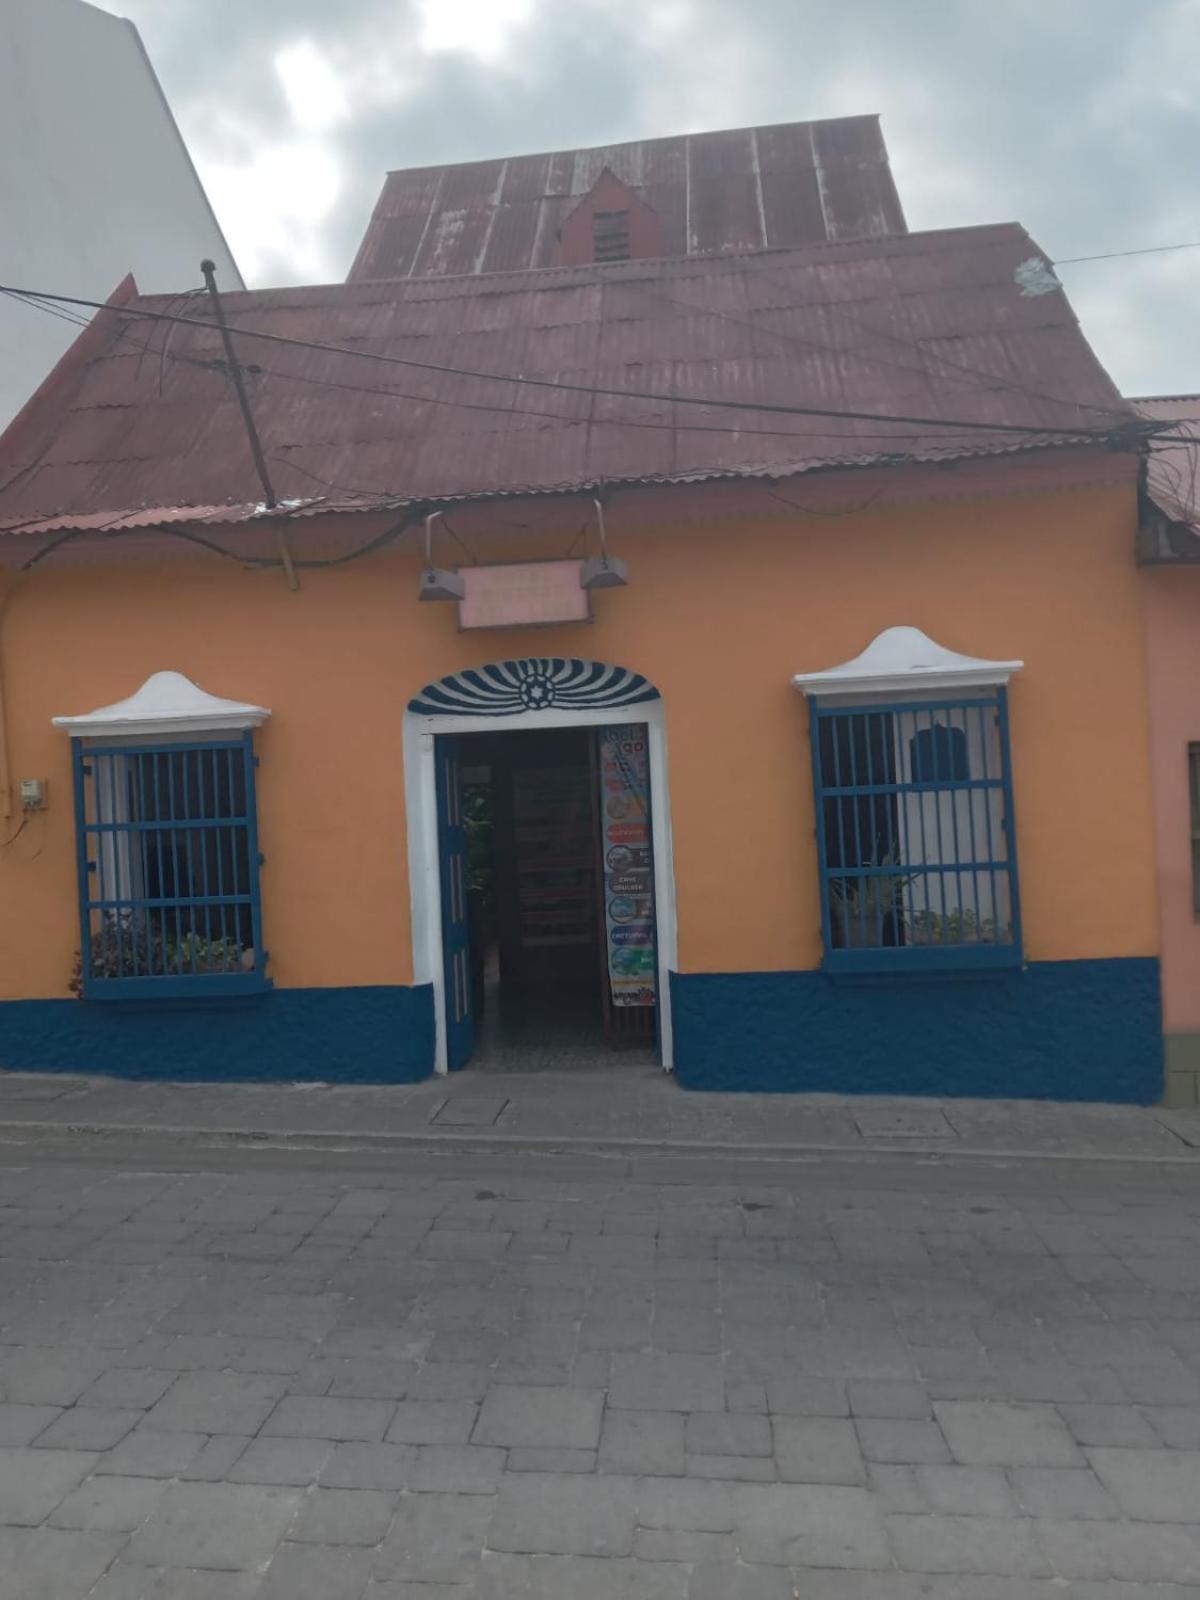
[0,282,1156,442]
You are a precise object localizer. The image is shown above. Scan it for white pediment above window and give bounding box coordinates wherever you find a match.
[792,626,1023,700]
[53,671,271,738]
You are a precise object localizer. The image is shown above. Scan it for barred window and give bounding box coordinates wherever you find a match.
[810,690,1022,973]
[72,734,267,998]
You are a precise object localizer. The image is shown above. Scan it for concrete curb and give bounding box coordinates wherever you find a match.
[0,1116,1198,1168]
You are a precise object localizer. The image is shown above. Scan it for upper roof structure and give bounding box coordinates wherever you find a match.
[0,221,1143,542]
[348,116,907,282]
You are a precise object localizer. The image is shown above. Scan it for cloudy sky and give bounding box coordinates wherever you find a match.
[107,0,1198,395]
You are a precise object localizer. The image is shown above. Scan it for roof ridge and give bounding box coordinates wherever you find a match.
[134,222,1033,312]
[379,114,885,177]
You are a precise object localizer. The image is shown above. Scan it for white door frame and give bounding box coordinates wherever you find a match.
[403,699,677,1075]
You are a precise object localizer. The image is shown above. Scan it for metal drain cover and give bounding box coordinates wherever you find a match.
[853,1108,955,1139]
[430,1096,510,1127]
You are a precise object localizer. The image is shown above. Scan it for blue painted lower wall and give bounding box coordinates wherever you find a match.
[0,985,435,1083]
[671,959,1163,1103]
[0,963,1163,1099]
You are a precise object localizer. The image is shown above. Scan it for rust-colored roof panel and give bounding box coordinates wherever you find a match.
[371,162,444,219]
[348,116,905,282]
[527,195,575,269]
[812,118,905,241]
[0,223,1144,537]
[478,203,538,273]
[638,139,690,259]
[496,153,550,203]
[760,170,827,250]
[687,176,764,256]
[358,215,430,280]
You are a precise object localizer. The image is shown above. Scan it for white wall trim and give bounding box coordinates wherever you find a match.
[403,700,677,1076]
[53,670,269,739]
[793,625,1023,701]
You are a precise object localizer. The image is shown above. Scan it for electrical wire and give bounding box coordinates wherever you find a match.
[5,291,93,333]
[16,509,175,570]
[756,482,890,519]
[3,281,1163,494]
[6,290,1059,559]
[438,515,479,565]
[248,356,1062,447]
[18,510,422,574]
[0,816,27,850]
[0,282,1154,442]
[167,510,420,570]
[1055,241,1200,266]
[133,302,1161,463]
[627,276,1134,426]
[0,289,939,453]
[4,240,1188,447]
[11,289,1098,459]
[248,363,1052,446]
[0,282,1178,565]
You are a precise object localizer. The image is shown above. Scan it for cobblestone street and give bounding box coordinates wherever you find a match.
[1,1133,1200,1596]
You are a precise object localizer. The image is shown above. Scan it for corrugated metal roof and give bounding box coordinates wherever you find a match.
[348,117,907,282]
[0,223,1141,538]
[1133,395,1199,531]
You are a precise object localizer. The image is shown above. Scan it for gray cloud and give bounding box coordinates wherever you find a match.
[113,0,1198,394]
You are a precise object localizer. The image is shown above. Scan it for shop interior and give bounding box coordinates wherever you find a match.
[453,725,657,1070]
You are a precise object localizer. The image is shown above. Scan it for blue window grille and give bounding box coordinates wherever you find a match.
[71,734,268,999]
[809,689,1022,974]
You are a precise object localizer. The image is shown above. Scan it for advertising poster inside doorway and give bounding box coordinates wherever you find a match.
[599,725,656,1007]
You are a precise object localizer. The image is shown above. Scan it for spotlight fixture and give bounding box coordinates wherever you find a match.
[417,511,464,601]
[580,497,629,590]
[418,568,465,601]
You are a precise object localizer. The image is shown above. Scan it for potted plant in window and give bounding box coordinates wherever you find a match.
[909,907,947,946]
[829,848,909,948]
[169,933,250,974]
[908,908,1005,946]
[69,912,167,995]
[69,921,254,994]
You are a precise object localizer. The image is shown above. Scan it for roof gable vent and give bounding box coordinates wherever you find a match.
[559,169,664,266]
[592,209,631,263]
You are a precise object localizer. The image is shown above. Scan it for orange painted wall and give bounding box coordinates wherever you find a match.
[0,478,1158,1000]
[1141,568,1200,1033]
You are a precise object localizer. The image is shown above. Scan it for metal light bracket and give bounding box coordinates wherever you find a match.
[580,497,629,590]
[418,511,464,601]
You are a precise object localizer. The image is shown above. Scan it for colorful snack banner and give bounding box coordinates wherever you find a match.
[599,725,656,1006]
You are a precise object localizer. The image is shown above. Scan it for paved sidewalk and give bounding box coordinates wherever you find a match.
[0,1062,1196,1164]
[0,1066,1197,1163]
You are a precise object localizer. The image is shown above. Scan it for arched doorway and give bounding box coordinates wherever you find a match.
[403,659,676,1075]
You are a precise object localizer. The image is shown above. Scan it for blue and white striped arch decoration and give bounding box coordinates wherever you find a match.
[408,659,660,718]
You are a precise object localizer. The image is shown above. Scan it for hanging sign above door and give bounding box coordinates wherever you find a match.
[458,561,590,630]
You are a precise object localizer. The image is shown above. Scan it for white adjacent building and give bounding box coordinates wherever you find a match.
[0,0,240,428]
